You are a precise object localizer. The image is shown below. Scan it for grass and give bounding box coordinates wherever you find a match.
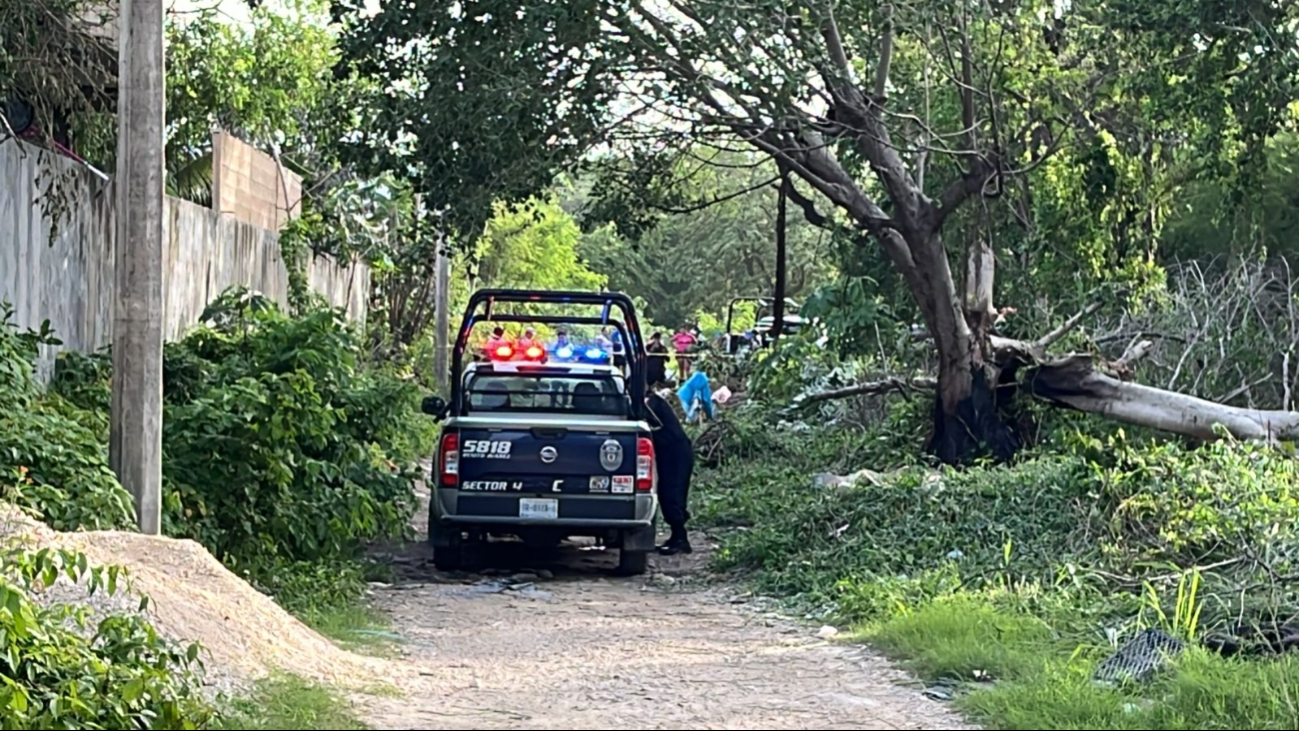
[213,674,367,730]
[694,407,1299,731]
[856,593,1299,730]
[300,603,404,656]
[964,647,1299,729]
[863,596,1060,682]
[252,557,405,656]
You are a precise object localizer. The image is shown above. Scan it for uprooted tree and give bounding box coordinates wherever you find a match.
[336,0,1299,461]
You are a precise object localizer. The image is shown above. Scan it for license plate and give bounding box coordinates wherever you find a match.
[519,498,558,520]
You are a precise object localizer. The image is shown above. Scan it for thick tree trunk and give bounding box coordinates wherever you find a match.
[928,358,1021,463]
[1029,356,1299,442]
[901,228,1020,463]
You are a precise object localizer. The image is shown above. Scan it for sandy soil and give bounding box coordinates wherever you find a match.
[360,492,971,730]
[3,485,972,730]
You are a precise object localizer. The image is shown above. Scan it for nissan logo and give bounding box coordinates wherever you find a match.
[540,446,558,464]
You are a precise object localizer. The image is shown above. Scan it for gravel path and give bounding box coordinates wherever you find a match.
[360,527,971,730]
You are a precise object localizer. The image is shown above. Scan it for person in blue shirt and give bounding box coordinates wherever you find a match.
[677,370,714,422]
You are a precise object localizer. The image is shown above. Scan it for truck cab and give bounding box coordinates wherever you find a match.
[423,290,658,575]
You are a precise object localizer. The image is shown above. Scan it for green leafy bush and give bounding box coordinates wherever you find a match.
[1079,432,1299,563]
[699,404,1299,630]
[46,291,422,567]
[0,307,134,531]
[0,548,211,729]
[155,292,418,565]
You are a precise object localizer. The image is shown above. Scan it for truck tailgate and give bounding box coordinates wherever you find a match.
[454,421,645,496]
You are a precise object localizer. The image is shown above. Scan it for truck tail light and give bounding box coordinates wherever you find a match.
[440,433,459,486]
[636,437,654,491]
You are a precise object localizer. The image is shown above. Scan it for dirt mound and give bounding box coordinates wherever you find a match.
[0,506,406,694]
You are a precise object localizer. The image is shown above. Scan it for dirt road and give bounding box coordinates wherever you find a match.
[360,534,971,730]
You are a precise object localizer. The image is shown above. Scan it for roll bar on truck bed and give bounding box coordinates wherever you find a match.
[448,289,649,418]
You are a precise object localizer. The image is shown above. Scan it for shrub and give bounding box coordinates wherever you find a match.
[42,291,422,567]
[155,292,418,565]
[0,308,134,531]
[698,404,1299,633]
[1078,432,1299,564]
[0,548,211,729]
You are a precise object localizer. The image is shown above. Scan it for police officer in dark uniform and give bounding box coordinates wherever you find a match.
[646,332,669,386]
[646,389,694,555]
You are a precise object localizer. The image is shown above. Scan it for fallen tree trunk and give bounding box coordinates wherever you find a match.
[1028,355,1299,442]
[795,349,1299,445]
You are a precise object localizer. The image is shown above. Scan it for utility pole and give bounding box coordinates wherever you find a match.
[771,165,789,344]
[110,0,165,535]
[433,231,451,395]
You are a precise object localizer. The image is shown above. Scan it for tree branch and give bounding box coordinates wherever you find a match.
[873,4,894,101]
[1034,300,1105,350]
[935,164,991,223]
[795,376,937,406]
[1028,356,1299,443]
[649,174,781,214]
[820,1,855,87]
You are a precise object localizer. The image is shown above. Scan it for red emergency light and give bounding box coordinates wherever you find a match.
[493,344,514,360]
[524,345,544,360]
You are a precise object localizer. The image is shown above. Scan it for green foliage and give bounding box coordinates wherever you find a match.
[156,293,417,566]
[0,548,211,729]
[332,0,610,241]
[165,4,344,203]
[571,156,837,327]
[0,306,134,531]
[1079,433,1299,564]
[0,409,135,532]
[0,305,46,406]
[0,0,115,168]
[697,402,1299,729]
[43,290,421,570]
[866,596,1299,730]
[1163,135,1299,261]
[472,199,607,292]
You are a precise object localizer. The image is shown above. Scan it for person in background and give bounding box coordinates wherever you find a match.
[677,370,715,423]
[518,327,538,352]
[551,329,571,356]
[646,331,669,386]
[484,326,508,358]
[595,327,614,352]
[671,325,697,378]
[646,389,694,555]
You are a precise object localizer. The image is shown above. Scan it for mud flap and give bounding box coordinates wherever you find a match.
[621,521,657,552]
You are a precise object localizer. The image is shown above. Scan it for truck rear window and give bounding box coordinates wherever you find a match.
[465,374,628,416]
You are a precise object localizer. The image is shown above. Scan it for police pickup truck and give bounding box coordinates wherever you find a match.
[421,290,658,575]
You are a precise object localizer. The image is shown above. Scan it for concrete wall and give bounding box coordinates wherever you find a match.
[0,140,368,379]
[211,131,303,232]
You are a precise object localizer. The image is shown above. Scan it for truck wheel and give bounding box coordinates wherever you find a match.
[430,521,464,571]
[616,549,649,576]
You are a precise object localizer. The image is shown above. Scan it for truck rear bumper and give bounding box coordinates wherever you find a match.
[435,488,657,528]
